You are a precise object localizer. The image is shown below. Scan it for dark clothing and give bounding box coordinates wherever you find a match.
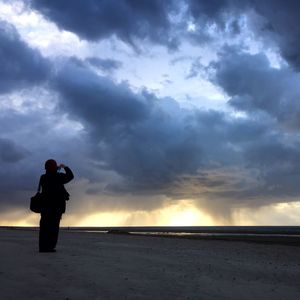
[39,166,74,214]
[39,212,62,251]
[38,166,74,251]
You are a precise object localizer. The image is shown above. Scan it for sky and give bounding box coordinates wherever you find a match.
[1,0,300,226]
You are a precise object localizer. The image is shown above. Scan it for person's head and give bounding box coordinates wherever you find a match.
[45,159,58,173]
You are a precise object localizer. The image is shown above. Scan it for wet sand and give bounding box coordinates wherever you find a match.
[0,228,299,300]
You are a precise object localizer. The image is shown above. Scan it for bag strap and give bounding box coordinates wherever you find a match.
[37,176,42,193]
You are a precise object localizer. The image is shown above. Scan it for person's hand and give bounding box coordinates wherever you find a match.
[58,164,66,169]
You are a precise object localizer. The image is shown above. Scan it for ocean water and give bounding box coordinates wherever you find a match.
[1,226,300,244]
[62,226,300,235]
[62,226,300,245]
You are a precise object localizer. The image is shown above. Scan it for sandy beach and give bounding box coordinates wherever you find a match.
[0,228,299,300]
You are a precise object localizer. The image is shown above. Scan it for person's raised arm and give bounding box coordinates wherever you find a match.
[58,164,74,184]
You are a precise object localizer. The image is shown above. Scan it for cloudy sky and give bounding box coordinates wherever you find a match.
[1,0,300,226]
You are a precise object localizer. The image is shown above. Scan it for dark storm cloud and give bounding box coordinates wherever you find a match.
[184,0,248,44]
[52,58,291,203]
[212,46,300,129]
[0,21,50,93]
[27,0,300,71]
[27,0,245,49]
[243,134,300,198]
[0,106,92,212]
[204,45,300,202]
[30,53,297,211]
[53,59,149,133]
[187,0,300,70]
[187,0,244,23]
[251,0,300,70]
[28,0,179,49]
[0,138,29,163]
[52,59,205,190]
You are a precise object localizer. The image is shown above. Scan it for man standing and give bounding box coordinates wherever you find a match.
[38,159,74,252]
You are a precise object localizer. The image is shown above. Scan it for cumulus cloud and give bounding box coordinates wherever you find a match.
[187,0,246,27]
[0,21,50,93]
[53,58,149,133]
[26,0,300,72]
[251,0,300,70]
[28,0,179,50]
[0,137,29,163]
[27,0,246,50]
[52,59,203,190]
[51,57,300,207]
[186,0,300,71]
[0,104,91,211]
[212,46,300,129]
[208,46,300,200]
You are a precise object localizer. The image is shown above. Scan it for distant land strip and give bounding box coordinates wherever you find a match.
[2,226,300,234]
[2,226,300,245]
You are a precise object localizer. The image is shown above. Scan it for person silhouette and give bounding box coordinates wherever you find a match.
[38,159,74,252]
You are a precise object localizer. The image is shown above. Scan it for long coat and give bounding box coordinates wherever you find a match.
[39,167,74,214]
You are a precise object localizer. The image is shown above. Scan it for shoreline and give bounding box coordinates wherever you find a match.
[2,226,300,246]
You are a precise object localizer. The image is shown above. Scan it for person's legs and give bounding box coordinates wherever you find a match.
[39,212,62,252]
[49,213,62,250]
[39,213,52,251]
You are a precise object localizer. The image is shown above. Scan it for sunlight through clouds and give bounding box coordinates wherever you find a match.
[60,200,215,227]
